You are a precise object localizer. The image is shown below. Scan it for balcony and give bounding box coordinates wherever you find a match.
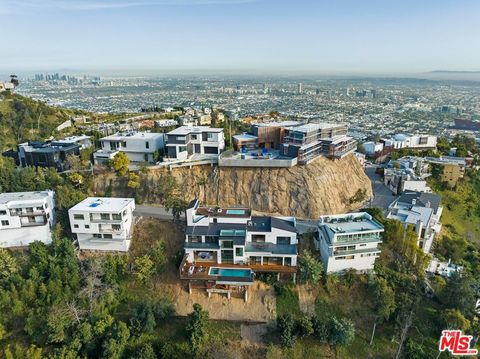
[99,227,123,234]
[90,217,123,224]
[184,242,220,250]
[245,243,297,255]
[332,246,380,256]
[21,221,47,227]
[333,235,383,244]
[10,210,45,217]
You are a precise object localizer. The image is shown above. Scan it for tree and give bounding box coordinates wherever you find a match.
[277,313,297,347]
[311,315,329,342]
[128,172,140,189]
[295,315,314,338]
[185,303,209,354]
[130,302,157,335]
[101,321,130,359]
[132,343,157,359]
[328,317,355,347]
[112,152,129,176]
[151,240,167,271]
[298,250,324,285]
[164,196,187,220]
[441,309,471,331]
[134,255,155,285]
[440,272,476,315]
[0,248,18,283]
[369,276,396,344]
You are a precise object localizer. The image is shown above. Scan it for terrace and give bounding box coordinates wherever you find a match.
[219,149,297,168]
[179,254,296,282]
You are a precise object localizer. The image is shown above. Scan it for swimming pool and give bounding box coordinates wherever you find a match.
[208,267,252,278]
[226,209,246,215]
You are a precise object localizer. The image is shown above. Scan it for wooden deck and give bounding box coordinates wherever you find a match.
[179,255,297,281]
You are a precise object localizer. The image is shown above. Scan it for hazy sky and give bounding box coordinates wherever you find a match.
[1,0,479,74]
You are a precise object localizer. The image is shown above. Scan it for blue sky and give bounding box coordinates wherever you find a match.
[1,0,479,74]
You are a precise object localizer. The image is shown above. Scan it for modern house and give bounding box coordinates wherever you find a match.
[387,191,442,253]
[98,131,165,163]
[3,141,82,171]
[68,197,135,252]
[0,191,55,248]
[383,134,437,150]
[52,135,92,150]
[281,123,357,164]
[362,141,384,155]
[315,212,384,273]
[165,126,225,161]
[179,199,297,300]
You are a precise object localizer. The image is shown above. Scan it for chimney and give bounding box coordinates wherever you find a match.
[411,198,416,205]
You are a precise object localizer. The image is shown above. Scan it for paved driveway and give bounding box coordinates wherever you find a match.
[364,165,397,210]
[134,205,185,220]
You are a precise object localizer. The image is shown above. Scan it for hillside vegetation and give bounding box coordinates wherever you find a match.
[0,92,83,151]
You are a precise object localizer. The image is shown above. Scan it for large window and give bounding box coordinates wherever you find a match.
[145,141,150,149]
[73,214,84,220]
[251,234,266,243]
[100,213,110,220]
[103,234,113,239]
[277,237,290,245]
[112,213,122,221]
[189,236,202,243]
[235,247,244,256]
[0,210,6,215]
[112,224,121,231]
[221,240,233,249]
[1,220,9,226]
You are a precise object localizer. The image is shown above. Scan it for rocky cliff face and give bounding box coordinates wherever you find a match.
[96,154,372,219]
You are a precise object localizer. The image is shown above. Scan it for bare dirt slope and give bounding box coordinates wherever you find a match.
[97,154,372,218]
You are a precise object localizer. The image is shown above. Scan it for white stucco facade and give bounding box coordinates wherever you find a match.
[0,191,55,248]
[315,212,384,273]
[99,131,165,163]
[68,197,135,252]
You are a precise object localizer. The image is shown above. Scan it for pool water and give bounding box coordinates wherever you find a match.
[209,267,252,278]
[226,209,246,215]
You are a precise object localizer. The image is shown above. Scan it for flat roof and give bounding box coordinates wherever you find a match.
[233,134,258,141]
[196,206,251,218]
[320,213,384,236]
[388,205,433,226]
[167,126,223,136]
[253,121,301,128]
[285,122,341,133]
[69,197,134,212]
[101,131,164,141]
[0,191,53,204]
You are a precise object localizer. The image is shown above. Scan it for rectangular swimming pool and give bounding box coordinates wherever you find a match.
[208,267,252,278]
[226,209,246,215]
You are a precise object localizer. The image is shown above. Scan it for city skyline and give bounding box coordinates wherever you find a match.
[1,0,480,74]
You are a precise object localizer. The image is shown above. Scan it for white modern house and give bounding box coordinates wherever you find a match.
[383,134,437,150]
[97,131,165,163]
[387,191,442,253]
[362,141,384,155]
[315,212,384,273]
[183,199,298,269]
[166,126,225,161]
[68,197,135,252]
[0,191,55,248]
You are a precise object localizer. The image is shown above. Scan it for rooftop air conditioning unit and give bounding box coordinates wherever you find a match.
[217,209,222,213]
